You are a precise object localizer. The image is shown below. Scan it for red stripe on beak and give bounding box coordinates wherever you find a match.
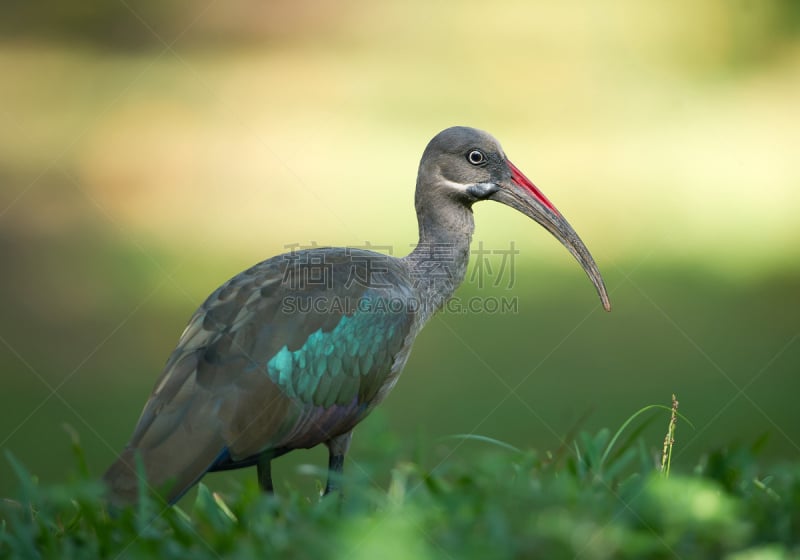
[508,160,560,216]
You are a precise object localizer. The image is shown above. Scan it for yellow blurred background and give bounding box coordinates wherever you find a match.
[1,0,799,497]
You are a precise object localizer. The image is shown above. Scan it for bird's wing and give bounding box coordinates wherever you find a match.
[106,248,416,504]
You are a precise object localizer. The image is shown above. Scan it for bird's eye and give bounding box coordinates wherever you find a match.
[467,150,486,165]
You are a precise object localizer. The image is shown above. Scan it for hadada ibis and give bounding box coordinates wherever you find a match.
[103,126,611,506]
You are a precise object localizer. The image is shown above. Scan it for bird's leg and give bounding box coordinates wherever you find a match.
[324,431,352,495]
[257,451,274,493]
[325,454,344,495]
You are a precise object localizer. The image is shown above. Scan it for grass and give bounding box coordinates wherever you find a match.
[2,403,799,559]
[660,395,680,478]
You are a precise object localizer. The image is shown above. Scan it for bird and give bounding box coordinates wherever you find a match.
[103,126,611,507]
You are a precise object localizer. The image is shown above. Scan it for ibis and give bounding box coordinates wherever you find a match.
[103,126,611,506]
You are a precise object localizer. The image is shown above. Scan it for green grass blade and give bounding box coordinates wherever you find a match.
[599,404,694,469]
[442,434,521,453]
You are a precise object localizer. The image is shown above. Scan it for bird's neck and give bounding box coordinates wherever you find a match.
[402,197,475,320]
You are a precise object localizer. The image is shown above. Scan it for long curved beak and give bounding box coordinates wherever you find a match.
[489,159,611,311]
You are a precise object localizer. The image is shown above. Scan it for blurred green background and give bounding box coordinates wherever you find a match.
[1,0,799,499]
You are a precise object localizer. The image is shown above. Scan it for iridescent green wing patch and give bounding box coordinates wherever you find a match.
[266,294,410,407]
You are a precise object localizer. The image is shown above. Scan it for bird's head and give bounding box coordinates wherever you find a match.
[418,126,611,311]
